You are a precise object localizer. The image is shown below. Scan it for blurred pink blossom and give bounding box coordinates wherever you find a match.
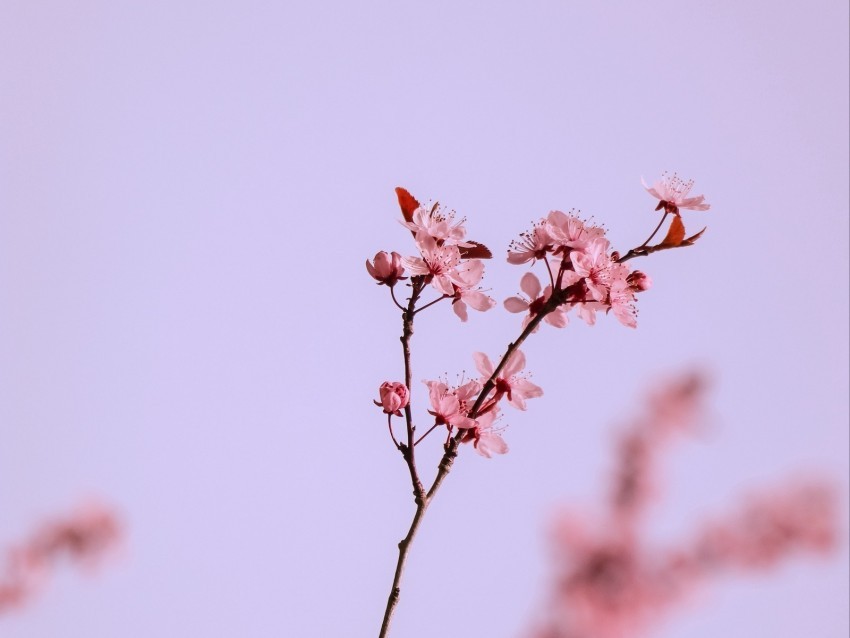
[0,503,122,615]
[527,372,838,638]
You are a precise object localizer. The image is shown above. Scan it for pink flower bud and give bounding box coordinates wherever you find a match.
[366,251,406,286]
[375,381,410,416]
[627,270,652,292]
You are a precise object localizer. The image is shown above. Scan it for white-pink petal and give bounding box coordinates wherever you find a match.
[504,297,530,313]
[520,272,541,298]
[475,432,509,458]
[473,352,495,377]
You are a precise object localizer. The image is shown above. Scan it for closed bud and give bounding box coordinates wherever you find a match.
[366,251,406,286]
[375,381,410,416]
[627,270,652,292]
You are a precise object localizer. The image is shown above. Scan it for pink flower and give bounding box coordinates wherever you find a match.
[474,349,543,410]
[425,380,480,430]
[464,407,509,458]
[504,272,570,330]
[366,251,406,286]
[449,259,496,321]
[507,222,555,265]
[571,237,614,303]
[546,210,606,253]
[642,173,710,215]
[401,203,467,244]
[375,381,410,416]
[403,234,467,296]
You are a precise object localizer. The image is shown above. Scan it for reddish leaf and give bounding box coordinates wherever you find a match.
[459,241,493,259]
[659,215,686,247]
[682,226,707,246]
[395,187,420,223]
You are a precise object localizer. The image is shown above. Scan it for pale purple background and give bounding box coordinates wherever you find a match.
[0,1,847,637]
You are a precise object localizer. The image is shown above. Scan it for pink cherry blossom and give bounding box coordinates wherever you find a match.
[473,349,542,410]
[504,272,569,330]
[468,407,509,458]
[448,259,496,321]
[546,210,606,253]
[366,251,406,286]
[401,203,467,244]
[425,380,480,430]
[642,173,710,215]
[375,381,410,416]
[507,222,555,265]
[403,234,469,296]
[570,237,614,303]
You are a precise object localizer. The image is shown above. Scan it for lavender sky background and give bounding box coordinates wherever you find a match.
[1,1,847,637]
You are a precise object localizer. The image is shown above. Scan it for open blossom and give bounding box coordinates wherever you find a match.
[460,406,509,458]
[425,379,480,430]
[507,222,555,265]
[366,251,406,286]
[504,272,571,330]
[375,381,409,416]
[642,173,710,215]
[402,203,467,244]
[474,349,542,410]
[546,210,606,253]
[571,237,615,303]
[450,259,496,321]
[403,233,468,296]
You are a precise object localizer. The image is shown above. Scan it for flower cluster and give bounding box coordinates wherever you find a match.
[420,349,542,457]
[366,188,496,322]
[506,211,652,329]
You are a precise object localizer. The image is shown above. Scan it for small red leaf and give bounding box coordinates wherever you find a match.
[395,187,420,224]
[659,215,686,247]
[682,226,707,246]
[459,241,493,259]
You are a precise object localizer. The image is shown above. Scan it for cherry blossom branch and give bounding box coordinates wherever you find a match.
[371,176,711,637]
[378,499,429,638]
[399,276,426,501]
[616,234,704,264]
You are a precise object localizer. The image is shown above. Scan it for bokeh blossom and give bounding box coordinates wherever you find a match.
[527,373,837,638]
[0,503,121,615]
